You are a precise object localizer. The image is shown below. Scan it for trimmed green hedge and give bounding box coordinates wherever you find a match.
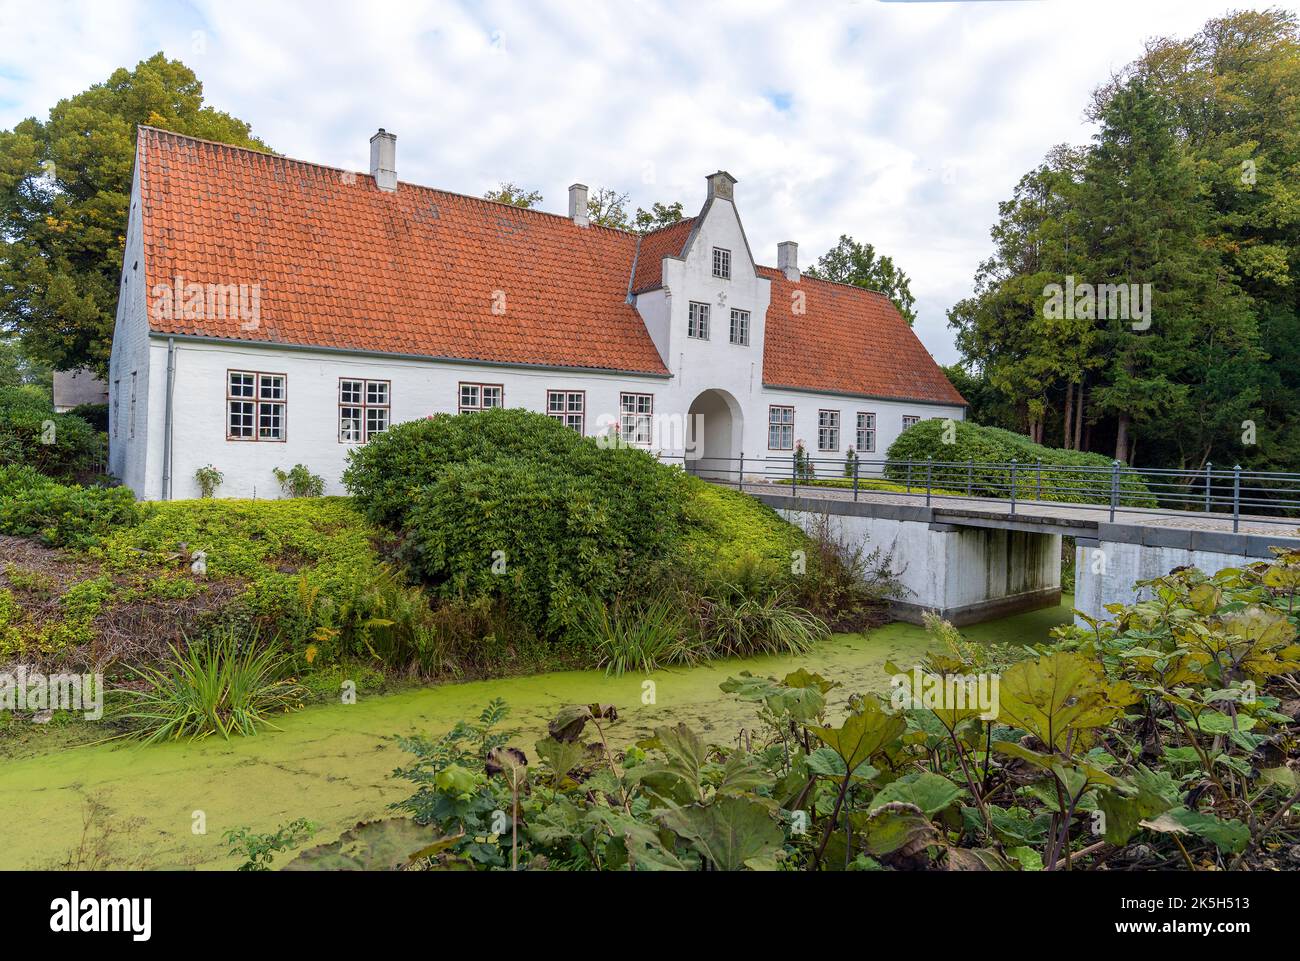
[884,420,1155,507]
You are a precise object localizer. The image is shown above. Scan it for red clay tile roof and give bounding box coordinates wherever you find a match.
[630,218,696,293]
[134,127,963,405]
[136,127,669,375]
[760,267,966,406]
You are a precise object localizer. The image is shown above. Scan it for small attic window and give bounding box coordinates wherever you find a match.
[712,247,731,280]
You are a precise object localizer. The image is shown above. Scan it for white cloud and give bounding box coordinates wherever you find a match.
[3,0,1293,363]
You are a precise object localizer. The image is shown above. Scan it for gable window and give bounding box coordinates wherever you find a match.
[620,392,653,446]
[339,378,390,443]
[768,405,794,450]
[712,247,731,279]
[459,382,503,413]
[688,302,710,340]
[729,309,750,346]
[227,370,286,441]
[902,414,921,430]
[856,412,876,453]
[547,390,585,432]
[818,410,840,451]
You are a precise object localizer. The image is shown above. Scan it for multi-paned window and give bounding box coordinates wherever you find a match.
[729,308,750,346]
[459,382,503,413]
[902,414,921,430]
[620,392,653,446]
[712,247,731,279]
[768,405,794,450]
[112,380,120,439]
[227,370,286,441]
[688,302,711,340]
[547,390,585,432]
[818,410,840,451]
[856,412,876,453]
[338,378,390,443]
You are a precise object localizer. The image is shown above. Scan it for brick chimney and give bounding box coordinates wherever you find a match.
[778,241,799,281]
[568,183,589,227]
[370,129,397,192]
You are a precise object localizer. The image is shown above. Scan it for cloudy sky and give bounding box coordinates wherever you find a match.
[2,0,1290,364]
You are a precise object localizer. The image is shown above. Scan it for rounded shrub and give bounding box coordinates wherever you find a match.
[344,409,690,641]
[885,419,1155,506]
[0,386,104,482]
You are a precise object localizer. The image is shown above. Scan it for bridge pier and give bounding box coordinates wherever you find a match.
[1071,529,1294,623]
[754,487,1300,629]
[778,509,1061,626]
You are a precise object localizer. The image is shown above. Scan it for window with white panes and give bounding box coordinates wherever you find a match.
[902,414,921,430]
[620,392,653,446]
[856,412,876,453]
[227,370,285,441]
[729,308,750,346]
[546,390,585,432]
[768,405,794,450]
[459,383,503,413]
[339,378,390,443]
[712,247,731,279]
[688,302,710,340]
[818,410,840,451]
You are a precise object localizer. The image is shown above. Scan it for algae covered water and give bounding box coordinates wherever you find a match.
[0,603,1069,870]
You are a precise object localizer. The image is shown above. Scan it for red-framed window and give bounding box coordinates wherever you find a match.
[227,370,286,441]
[459,382,503,413]
[339,378,391,443]
[546,390,585,433]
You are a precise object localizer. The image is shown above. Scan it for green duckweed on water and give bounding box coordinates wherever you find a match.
[0,602,1070,870]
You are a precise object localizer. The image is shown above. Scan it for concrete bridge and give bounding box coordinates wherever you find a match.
[746,485,1300,625]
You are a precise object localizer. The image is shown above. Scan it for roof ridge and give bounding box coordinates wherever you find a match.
[138,125,642,239]
[757,263,892,301]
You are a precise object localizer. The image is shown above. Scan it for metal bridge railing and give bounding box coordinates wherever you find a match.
[652,453,1300,533]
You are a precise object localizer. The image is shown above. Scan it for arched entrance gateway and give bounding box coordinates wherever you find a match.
[685,389,744,482]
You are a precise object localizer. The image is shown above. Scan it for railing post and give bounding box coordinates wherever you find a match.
[792,451,798,498]
[1204,461,1212,513]
[906,460,913,494]
[1009,458,1018,516]
[1110,460,1119,522]
[1233,464,1241,533]
[1036,458,1042,501]
[853,453,860,502]
[738,451,744,493]
[926,458,933,507]
[967,460,973,497]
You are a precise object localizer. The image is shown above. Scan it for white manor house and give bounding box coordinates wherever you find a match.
[108,127,966,499]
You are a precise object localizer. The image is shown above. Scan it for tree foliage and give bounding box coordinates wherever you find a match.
[806,235,918,325]
[950,11,1299,470]
[0,53,270,375]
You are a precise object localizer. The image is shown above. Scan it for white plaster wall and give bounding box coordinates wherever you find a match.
[106,165,151,494]
[754,386,963,479]
[1073,541,1252,623]
[144,339,671,499]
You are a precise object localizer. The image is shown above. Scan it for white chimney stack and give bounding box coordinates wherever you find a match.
[778,241,799,281]
[568,183,589,227]
[369,129,397,192]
